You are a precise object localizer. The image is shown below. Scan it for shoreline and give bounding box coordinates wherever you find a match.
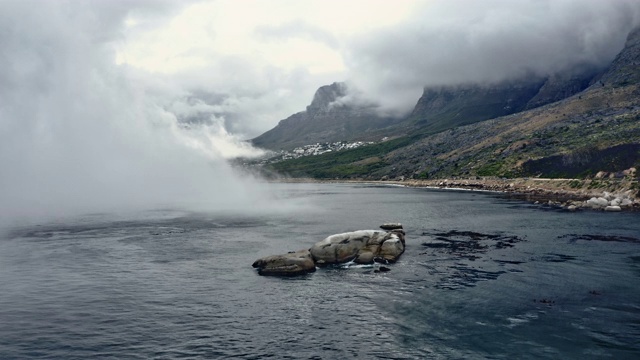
[271,177,640,211]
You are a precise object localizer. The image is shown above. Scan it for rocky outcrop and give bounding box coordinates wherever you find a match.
[309,229,405,265]
[252,224,406,276]
[524,67,598,109]
[251,249,316,276]
[410,67,602,133]
[410,80,545,131]
[597,27,640,88]
[305,82,348,113]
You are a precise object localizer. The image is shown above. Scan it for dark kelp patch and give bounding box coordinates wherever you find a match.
[558,234,640,244]
[419,230,525,289]
[421,230,524,253]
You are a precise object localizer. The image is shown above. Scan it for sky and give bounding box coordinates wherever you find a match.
[1,0,639,223]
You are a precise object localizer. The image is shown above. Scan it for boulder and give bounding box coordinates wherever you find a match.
[587,197,609,208]
[620,198,633,206]
[252,249,316,276]
[377,235,405,262]
[310,230,384,264]
[309,230,405,265]
[380,223,403,231]
[605,206,622,212]
[595,171,608,179]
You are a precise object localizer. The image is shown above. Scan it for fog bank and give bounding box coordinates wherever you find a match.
[0,1,275,227]
[345,0,640,114]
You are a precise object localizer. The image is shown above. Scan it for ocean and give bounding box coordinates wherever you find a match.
[1,183,639,359]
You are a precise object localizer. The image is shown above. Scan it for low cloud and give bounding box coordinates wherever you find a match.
[0,1,277,225]
[344,0,640,114]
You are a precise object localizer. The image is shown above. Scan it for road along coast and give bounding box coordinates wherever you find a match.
[381,178,640,211]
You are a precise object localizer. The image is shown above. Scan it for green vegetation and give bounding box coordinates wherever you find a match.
[568,180,583,188]
[476,162,505,177]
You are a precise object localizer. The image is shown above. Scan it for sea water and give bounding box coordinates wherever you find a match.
[1,183,639,359]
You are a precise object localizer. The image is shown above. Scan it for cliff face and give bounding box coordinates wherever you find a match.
[409,67,599,132]
[596,27,640,87]
[524,68,599,109]
[252,82,402,151]
[305,82,348,113]
[409,80,545,132]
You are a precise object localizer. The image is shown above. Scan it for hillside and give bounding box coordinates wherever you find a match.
[261,28,640,183]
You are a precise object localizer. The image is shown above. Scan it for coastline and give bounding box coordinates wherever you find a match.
[271,177,640,211]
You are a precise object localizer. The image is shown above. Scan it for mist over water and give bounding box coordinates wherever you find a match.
[0,1,273,227]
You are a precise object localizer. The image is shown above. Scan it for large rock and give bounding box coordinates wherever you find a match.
[252,224,406,276]
[378,235,405,262]
[586,197,609,208]
[252,249,316,276]
[309,229,405,265]
[380,223,404,231]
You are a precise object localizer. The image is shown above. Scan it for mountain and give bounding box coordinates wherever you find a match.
[254,69,599,152]
[251,82,403,151]
[409,80,545,131]
[264,27,640,181]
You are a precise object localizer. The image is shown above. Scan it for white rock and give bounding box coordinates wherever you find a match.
[603,192,613,201]
[605,206,622,212]
[567,205,577,211]
[620,198,633,206]
[586,197,608,207]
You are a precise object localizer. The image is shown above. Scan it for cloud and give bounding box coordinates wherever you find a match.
[114,0,420,136]
[0,0,277,226]
[254,20,340,49]
[344,0,640,114]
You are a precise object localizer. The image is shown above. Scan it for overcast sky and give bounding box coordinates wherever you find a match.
[113,0,640,128]
[1,0,639,222]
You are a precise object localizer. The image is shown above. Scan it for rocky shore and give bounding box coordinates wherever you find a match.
[382,177,640,211]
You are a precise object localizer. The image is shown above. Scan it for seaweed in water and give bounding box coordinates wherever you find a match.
[421,230,524,253]
[419,230,525,290]
[558,234,640,244]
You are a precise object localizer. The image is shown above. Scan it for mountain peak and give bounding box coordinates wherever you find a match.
[306,82,348,113]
